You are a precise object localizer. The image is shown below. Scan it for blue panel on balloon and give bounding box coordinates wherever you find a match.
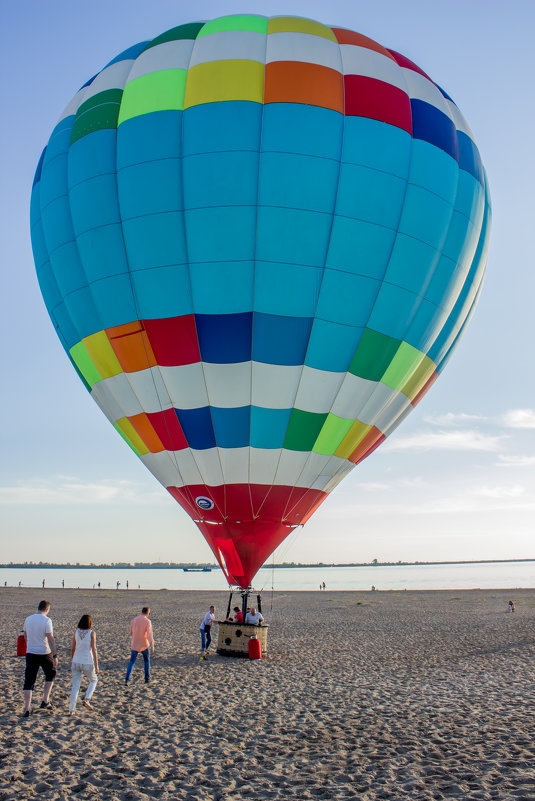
[90,274,138,331]
[254,261,322,317]
[336,162,405,230]
[316,269,380,328]
[457,131,484,185]
[39,154,68,208]
[383,234,438,297]
[122,212,187,269]
[69,174,121,236]
[183,101,262,155]
[186,207,256,263]
[45,119,73,162]
[131,265,193,319]
[41,196,76,254]
[189,261,254,315]
[211,406,250,448]
[368,283,420,341]
[65,287,102,341]
[262,103,343,160]
[305,319,363,372]
[35,261,62,316]
[342,117,411,178]
[405,297,444,353]
[454,171,483,224]
[105,42,149,67]
[408,139,458,203]
[398,184,453,250]
[196,313,253,363]
[425,253,459,308]
[250,406,292,449]
[441,210,475,265]
[183,151,259,209]
[175,407,216,450]
[326,216,396,280]
[411,100,458,161]
[69,130,118,186]
[259,152,339,214]
[33,147,47,187]
[252,313,313,366]
[117,111,182,168]
[256,206,331,267]
[76,224,129,283]
[54,301,80,350]
[118,158,183,219]
[52,241,89,297]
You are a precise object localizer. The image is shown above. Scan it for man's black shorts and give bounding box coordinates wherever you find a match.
[24,653,56,690]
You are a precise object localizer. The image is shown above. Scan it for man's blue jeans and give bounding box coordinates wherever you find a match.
[125,648,150,682]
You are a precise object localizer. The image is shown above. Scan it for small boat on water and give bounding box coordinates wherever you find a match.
[182,567,212,572]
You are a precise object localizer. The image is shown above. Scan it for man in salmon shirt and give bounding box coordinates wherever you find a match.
[125,606,154,685]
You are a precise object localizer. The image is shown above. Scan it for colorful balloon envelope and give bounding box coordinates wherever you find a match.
[30,15,491,588]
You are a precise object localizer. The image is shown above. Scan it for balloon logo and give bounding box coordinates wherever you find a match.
[30,15,491,588]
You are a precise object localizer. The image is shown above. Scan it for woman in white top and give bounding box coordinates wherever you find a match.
[69,614,99,714]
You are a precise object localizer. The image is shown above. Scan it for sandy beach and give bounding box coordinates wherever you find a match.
[1,587,535,800]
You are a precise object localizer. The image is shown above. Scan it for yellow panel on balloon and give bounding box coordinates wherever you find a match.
[184,60,265,108]
[82,331,122,380]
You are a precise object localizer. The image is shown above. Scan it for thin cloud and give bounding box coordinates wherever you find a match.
[502,409,535,429]
[383,429,506,453]
[474,484,526,499]
[0,479,167,506]
[424,412,488,426]
[496,454,535,468]
[357,482,390,492]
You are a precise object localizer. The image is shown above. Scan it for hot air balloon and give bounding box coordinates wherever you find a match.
[30,14,491,591]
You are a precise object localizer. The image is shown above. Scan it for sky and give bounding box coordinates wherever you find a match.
[1,0,534,566]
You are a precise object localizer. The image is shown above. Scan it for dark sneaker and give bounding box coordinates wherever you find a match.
[144,677,150,684]
[40,702,52,710]
[22,709,31,718]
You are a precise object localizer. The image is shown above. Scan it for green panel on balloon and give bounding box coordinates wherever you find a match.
[349,329,400,382]
[143,22,205,50]
[198,15,268,36]
[283,409,328,452]
[69,342,102,387]
[118,70,188,124]
[313,414,354,456]
[71,91,123,144]
[382,341,428,393]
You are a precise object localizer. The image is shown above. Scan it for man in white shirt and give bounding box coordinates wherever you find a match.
[200,605,216,659]
[245,607,264,625]
[23,600,58,717]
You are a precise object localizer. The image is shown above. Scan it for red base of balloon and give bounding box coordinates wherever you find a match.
[195,519,295,588]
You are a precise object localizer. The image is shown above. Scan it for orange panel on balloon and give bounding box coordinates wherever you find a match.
[127,413,165,453]
[264,61,344,113]
[349,427,385,464]
[106,321,157,372]
[331,28,395,60]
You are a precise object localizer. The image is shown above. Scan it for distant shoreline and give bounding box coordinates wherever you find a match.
[1,558,534,570]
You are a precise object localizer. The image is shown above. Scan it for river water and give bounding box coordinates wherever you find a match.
[1,561,534,591]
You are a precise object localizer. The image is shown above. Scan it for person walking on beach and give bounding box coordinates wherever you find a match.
[200,605,216,659]
[125,606,154,685]
[69,614,99,714]
[22,600,57,717]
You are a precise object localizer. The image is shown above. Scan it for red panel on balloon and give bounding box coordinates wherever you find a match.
[146,409,188,451]
[143,315,201,366]
[387,50,432,81]
[344,76,412,134]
